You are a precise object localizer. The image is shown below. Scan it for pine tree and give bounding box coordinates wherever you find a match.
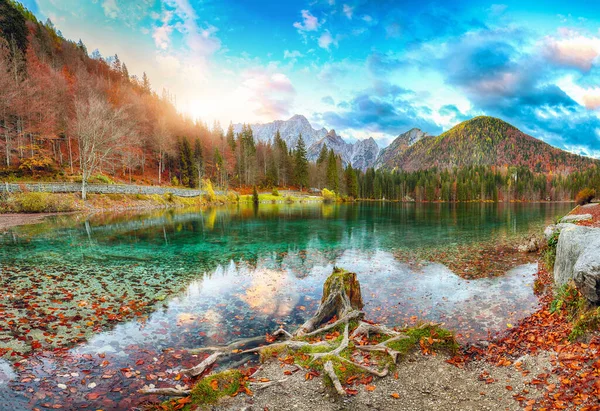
[345,165,358,198]
[294,133,309,190]
[194,139,204,187]
[317,144,328,165]
[326,149,339,192]
[142,71,151,93]
[77,39,87,55]
[121,63,129,81]
[226,123,236,152]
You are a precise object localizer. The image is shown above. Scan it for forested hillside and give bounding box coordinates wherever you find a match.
[0,0,356,197]
[383,116,598,173]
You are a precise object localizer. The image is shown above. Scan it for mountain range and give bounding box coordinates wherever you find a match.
[235,115,598,172]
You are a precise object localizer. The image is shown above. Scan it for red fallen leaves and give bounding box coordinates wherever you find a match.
[304,370,320,381]
[456,265,600,410]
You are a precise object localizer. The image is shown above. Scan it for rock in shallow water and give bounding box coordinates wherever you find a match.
[554,225,600,302]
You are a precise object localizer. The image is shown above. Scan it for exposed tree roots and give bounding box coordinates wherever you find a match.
[139,268,448,402]
[324,361,345,396]
[138,387,191,397]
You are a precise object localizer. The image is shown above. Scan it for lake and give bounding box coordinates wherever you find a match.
[0,202,572,410]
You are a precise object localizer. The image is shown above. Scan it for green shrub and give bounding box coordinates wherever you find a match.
[322,188,336,203]
[253,186,259,204]
[544,230,560,269]
[94,174,115,184]
[171,176,179,186]
[575,188,596,206]
[272,187,279,196]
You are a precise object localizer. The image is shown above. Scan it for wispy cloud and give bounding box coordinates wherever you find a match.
[343,4,353,20]
[318,30,338,50]
[102,0,119,19]
[293,10,320,33]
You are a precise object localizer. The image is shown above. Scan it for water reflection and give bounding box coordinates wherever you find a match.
[0,202,572,410]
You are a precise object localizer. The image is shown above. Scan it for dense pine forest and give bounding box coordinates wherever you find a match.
[0,0,599,202]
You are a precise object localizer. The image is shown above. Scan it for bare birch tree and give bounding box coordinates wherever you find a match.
[75,92,134,199]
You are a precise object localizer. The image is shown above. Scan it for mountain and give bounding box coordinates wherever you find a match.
[307,129,353,164]
[374,128,430,169]
[377,116,599,172]
[237,116,380,170]
[351,137,380,171]
[306,130,380,171]
[233,115,328,148]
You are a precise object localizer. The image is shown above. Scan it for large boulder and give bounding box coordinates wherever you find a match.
[544,223,576,241]
[554,225,600,302]
[560,214,593,223]
[573,236,600,303]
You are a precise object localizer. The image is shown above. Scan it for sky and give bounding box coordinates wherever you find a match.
[18,0,600,155]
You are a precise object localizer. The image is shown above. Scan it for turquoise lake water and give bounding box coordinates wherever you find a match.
[0,202,572,410]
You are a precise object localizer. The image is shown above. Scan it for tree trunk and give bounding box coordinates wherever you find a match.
[81,178,87,200]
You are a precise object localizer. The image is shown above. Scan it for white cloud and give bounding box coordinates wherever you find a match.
[239,69,297,120]
[284,50,304,59]
[557,75,600,110]
[318,30,337,50]
[102,0,120,19]
[163,0,221,56]
[153,24,173,50]
[543,32,600,72]
[343,4,353,19]
[293,10,320,32]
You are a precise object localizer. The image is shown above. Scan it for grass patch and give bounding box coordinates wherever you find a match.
[189,369,243,405]
[0,192,80,213]
[544,231,560,270]
[550,283,600,341]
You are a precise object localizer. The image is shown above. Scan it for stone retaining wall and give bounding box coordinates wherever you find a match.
[0,182,211,198]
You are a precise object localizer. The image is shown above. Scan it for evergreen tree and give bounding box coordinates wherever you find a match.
[77,39,87,55]
[345,165,358,198]
[121,63,129,81]
[317,144,328,165]
[326,149,339,192]
[179,137,196,188]
[294,134,309,190]
[142,72,151,93]
[226,123,236,152]
[194,139,204,187]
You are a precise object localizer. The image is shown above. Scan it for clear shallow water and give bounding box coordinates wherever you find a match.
[0,202,572,410]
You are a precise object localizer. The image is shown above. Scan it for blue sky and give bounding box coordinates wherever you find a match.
[21,0,600,155]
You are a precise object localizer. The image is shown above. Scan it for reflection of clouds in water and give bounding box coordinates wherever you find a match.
[0,359,16,385]
[239,269,300,316]
[330,249,539,337]
[72,248,539,360]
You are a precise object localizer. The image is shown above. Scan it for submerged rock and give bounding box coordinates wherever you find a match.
[554,225,600,302]
[560,214,593,223]
[518,236,541,253]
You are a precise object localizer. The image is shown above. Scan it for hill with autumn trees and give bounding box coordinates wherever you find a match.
[0,0,599,204]
[378,116,599,173]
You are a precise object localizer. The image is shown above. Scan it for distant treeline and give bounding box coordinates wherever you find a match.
[354,165,600,202]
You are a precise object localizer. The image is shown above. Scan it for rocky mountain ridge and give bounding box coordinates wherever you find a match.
[234,115,598,173]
